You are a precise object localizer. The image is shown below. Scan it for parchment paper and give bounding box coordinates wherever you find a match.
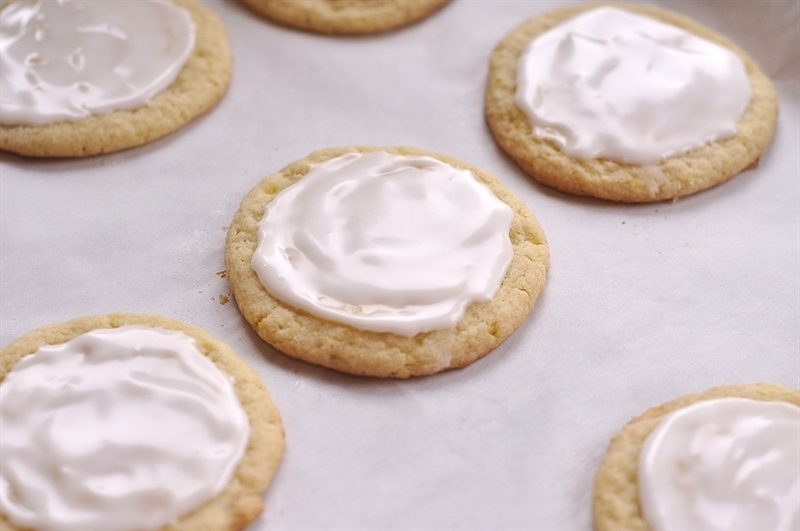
[1,1,798,529]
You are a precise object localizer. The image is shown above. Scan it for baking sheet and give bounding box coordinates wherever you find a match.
[0,0,798,529]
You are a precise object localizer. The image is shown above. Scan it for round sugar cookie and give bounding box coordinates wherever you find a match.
[0,0,233,158]
[225,145,550,378]
[0,313,285,531]
[485,3,779,202]
[241,0,450,34]
[592,383,800,530]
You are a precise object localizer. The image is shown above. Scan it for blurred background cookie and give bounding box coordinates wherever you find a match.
[240,0,450,34]
[0,313,285,531]
[593,383,799,530]
[485,3,778,202]
[0,0,232,157]
[225,145,549,378]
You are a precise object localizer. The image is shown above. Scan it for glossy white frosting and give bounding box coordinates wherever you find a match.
[638,397,800,530]
[515,7,752,164]
[0,326,250,531]
[252,151,514,337]
[0,0,195,125]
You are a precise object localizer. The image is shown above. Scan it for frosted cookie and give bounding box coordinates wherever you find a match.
[241,0,450,34]
[0,313,285,531]
[485,3,779,202]
[225,146,549,378]
[0,0,232,158]
[593,383,800,530]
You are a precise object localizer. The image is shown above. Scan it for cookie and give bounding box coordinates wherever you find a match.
[485,3,779,202]
[241,0,450,34]
[225,145,549,378]
[0,0,233,158]
[593,383,800,530]
[0,313,285,531]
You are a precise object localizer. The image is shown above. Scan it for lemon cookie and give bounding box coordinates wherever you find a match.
[0,0,232,158]
[0,313,285,531]
[225,145,549,378]
[485,3,778,202]
[593,383,800,530]
[241,0,450,34]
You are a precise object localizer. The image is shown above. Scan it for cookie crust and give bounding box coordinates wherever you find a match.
[485,2,779,202]
[592,383,800,530]
[240,0,450,34]
[0,0,233,158]
[225,145,550,378]
[0,313,285,531]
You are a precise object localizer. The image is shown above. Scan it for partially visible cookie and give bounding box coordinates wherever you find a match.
[0,313,285,531]
[593,383,800,530]
[225,145,549,378]
[241,0,450,34]
[0,0,233,158]
[485,3,779,202]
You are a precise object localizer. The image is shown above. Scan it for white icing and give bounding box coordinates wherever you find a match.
[514,7,752,164]
[252,151,514,337]
[0,0,195,125]
[638,397,800,531]
[0,325,250,531]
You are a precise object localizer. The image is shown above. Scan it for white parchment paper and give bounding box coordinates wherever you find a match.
[1,1,798,529]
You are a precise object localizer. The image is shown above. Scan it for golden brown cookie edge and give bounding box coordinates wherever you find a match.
[592,382,800,531]
[0,0,233,158]
[484,2,779,203]
[240,0,450,34]
[0,312,285,531]
[225,145,550,378]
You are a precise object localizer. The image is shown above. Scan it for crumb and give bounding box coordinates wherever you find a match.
[219,294,230,305]
[216,270,227,278]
